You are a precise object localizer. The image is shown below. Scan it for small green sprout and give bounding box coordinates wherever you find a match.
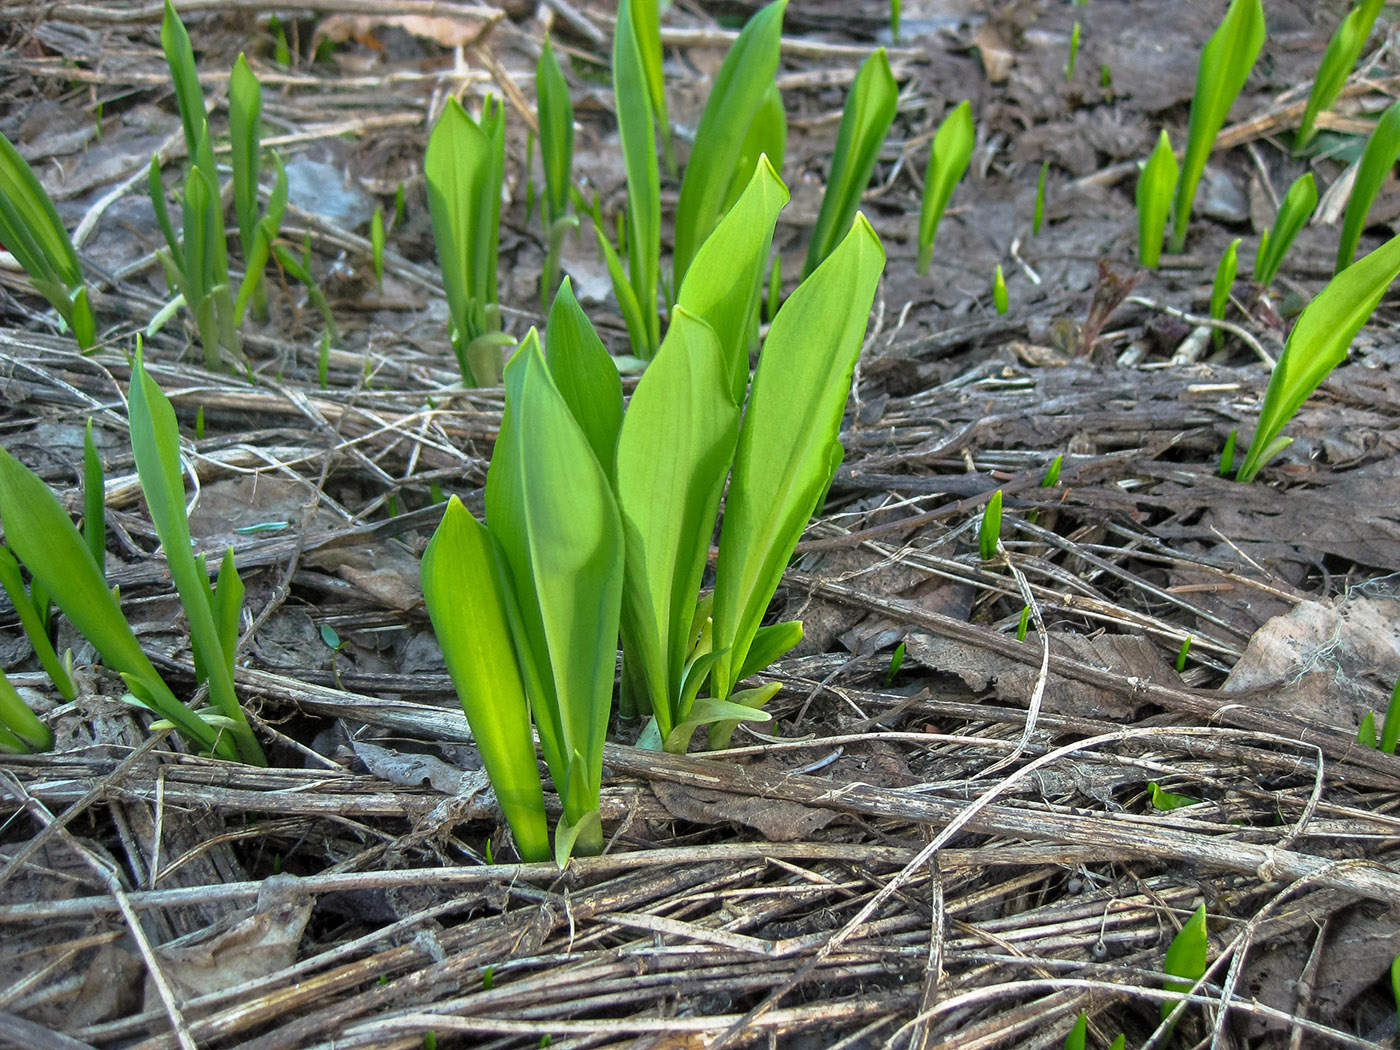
[1032,161,1049,235]
[0,669,51,754]
[1211,238,1241,348]
[1066,22,1081,81]
[1391,950,1400,1029]
[1381,675,1400,754]
[537,36,576,306]
[884,641,906,686]
[1254,172,1316,287]
[483,837,493,864]
[1016,605,1030,641]
[195,404,204,440]
[0,547,74,702]
[1137,129,1178,268]
[1100,63,1113,92]
[370,206,385,288]
[1175,635,1192,672]
[1237,233,1400,481]
[1296,0,1386,152]
[82,420,105,576]
[890,0,900,41]
[422,1032,436,1050]
[993,265,1008,314]
[1041,453,1063,487]
[1219,428,1237,477]
[1162,903,1208,1022]
[317,331,331,390]
[1170,0,1265,253]
[482,964,494,990]
[1064,1012,1086,1050]
[1359,710,1379,747]
[268,15,291,65]
[1337,100,1400,274]
[917,101,974,275]
[978,490,1003,561]
[803,47,897,278]
[1150,781,1198,811]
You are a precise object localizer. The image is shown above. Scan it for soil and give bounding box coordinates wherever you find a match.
[2,1,1400,1048]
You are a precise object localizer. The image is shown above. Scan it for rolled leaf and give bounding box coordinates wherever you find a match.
[1296,0,1385,151]
[0,669,51,754]
[1136,129,1178,269]
[537,37,575,227]
[544,278,623,476]
[1337,99,1400,273]
[917,100,974,275]
[1254,172,1316,287]
[1211,237,1241,348]
[613,0,661,357]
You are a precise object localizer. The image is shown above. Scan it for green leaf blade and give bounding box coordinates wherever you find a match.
[917,100,974,275]
[544,278,623,477]
[613,0,661,357]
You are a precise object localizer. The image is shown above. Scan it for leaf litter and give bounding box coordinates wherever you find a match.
[1,1,1400,1047]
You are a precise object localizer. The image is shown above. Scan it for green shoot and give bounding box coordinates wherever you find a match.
[1041,453,1063,487]
[1108,1037,1125,1050]
[978,490,1003,561]
[1391,950,1400,1030]
[1336,99,1400,274]
[606,0,662,358]
[1169,0,1265,253]
[1296,0,1385,152]
[1151,781,1199,810]
[1237,233,1400,481]
[1033,161,1048,235]
[421,496,550,862]
[482,965,495,990]
[1066,22,1081,81]
[269,15,291,66]
[1161,903,1208,1021]
[0,669,51,754]
[83,420,105,576]
[1219,428,1237,477]
[917,100,974,275]
[802,48,897,278]
[423,1031,436,1050]
[1064,1012,1086,1050]
[0,547,75,701]
[317,331,331,389]
[1016,605,1030,641]
[1211,238,1241,348]
[425,96,506,385]
[1254,172,1316,287]
[537,36,576,304]
[885,641,906,685]
[1382,675,1400,754]
[1175,634,1192,672]
[0,132,96,349]
[370,206,385,288]
[674,0,787,286]
[765,253,783,324]
[993,265,1008,314]
[631,0,674,174]
[230,53,268,320]
[1360,709,1379,747]
[1137,129,1178,268]
[544,277,624,476]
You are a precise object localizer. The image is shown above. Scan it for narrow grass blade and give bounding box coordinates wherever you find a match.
[631,0,674,174]
[676,155,789,403]
[0,132,96,348]
[537,37,575,227]
[128,354,265,764]
[210,547,243,682]
[229,54,262,261]
[802,49,897,278]
[544,277,623,476]
[993,265,1008,314]
[1064,1012,1087,1050]
[1136,129,1178,268]
[1238,234,1400,481]
[485,333,623,860]
[1161,903,1208,1021]
[1033,161,1048,235]
[1337,99,1400,273]
[0,447,232,758]
[0,546,75,701]
[712,215,884,700]
[1297,0,1385,152]
[978,489,1003,560]
[161,0,211,170]
[1211,238,1241,348]
[1254,172,1316,287]
[613,0,661,356]
[370,205,385,287]
[673,0,787,285]
[422,497,550,862]
[1382,674,1400,754]
[616,307,740,743]
[1169,0,1264,253]
[917,100,974,275]
[83,419,106,576]
[0,669,51,753]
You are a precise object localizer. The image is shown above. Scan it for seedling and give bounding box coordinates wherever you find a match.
[802,47,897,278]
[673,0,787,286]
[917,100,974,275]
[1150,781,1198,811]
[1041,453,1063,487]
[1169,0,1265,253]
[1211,238,1241,348]
[1219,428,1237,476]
[890,0,900,42]
[1382,674,1400,753]
[83,421,105,575]
[884,641,906,685]
[1175,634,1192,672]
[1237,233,1400,481]
[0,547,74,701]
[1359,710,1378,747]
[1064,1012,1086,1050]
[1032,161,1048,235]
[1066,22,1081,81]
[1391,950,1400,1028]
[0,669,51,754]
[1254,172,1316,287]
[1336,100,1400,274]
[1161,903,1208,1022]
[370,206,385,288]
[425,96,507,385]
[978,490,1003,561]
[631,0,674,174]
[536,37,576,305]
[993,265,1008,314]
[1296,0,1386,152]
[1137,129,1178,268]
[0,132,96,349]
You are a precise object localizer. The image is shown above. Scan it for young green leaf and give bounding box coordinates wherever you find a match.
[1211,237,1241,348]
[884,640,906,686]
[723,82,787,217]
[1162,903,1209,1021]
[229,53,265,315]
[0,546,75,701]
[1137,129,1178,269]
[128,354,264,765]
[992,264,1008,314]
[1238,233,1400,481]
[370,205,385,288]
[1149,780,1198,811]
[422,497,550,862]
[917,100,974,275]
[1381,675,1400,754]
[0,669,51,754]
[537,36,575,228]
[978,489,1003,561]
[1336,99,1400,274]
[1063,1012,1087,1050]
[1175,634,1192,672]
[630,0,674,174]
[616,307,740,745]
[711,215,885,700]
[612,0,661,358]
[802,48,897,278]
[1041,453,1063,487]
[1219,427,1238,476]
[486,333,623,861]
[1169,0,1265,253]
[1254,172,1316,287]
[1065,21,1081,81]
[544,277,623,476]
[676,155,789,403]
[83,419,106,576]
[1359,709,1378,747]
[1033,161,1049,236]
[1296,0,1385,152]
[0,132,96,349]
[674,0,788,285]
[162,0,213,174]
[889,0,900,43]
[1391,950,1400,1030]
